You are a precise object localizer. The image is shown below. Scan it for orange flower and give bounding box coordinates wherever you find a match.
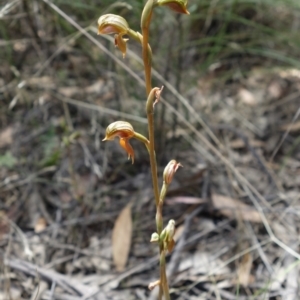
[103,121,135,163]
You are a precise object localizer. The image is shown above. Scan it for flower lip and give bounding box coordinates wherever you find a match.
[114,34,128,58]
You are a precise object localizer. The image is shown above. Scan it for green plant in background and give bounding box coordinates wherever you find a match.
[98,0,189,298]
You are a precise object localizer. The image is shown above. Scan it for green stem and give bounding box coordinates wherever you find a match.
[141,1,160,210]
[133,132,150,152]
[160,251,171,300]
[141,2,170,299]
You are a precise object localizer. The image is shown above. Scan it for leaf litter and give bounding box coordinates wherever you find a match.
[112,202,133,272]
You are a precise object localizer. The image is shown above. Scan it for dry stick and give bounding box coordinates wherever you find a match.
[245,222,273,274]
[4,258,100,298]
[43,0,300,280]
[270,105,300,162]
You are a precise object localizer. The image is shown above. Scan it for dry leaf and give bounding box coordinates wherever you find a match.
[237,252,254,286]
[166,196,206,205]
[0,211,9,241]
[267,80,283,99]
[173,224,184,242]
[280,121,300,133]
[112,202,132,271]
[0,127,13,148]
[27,76,55,89]
[229,138,265,149]
[212,194,262,223]
[238,88,257,106]
[165,196,207,205]
[59,86,81,98]
[84,79,104,94]
[34,217,47,233]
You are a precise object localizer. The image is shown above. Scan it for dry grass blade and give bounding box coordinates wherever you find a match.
[237,252,254,287]
[53,92,147,124]
[0,0,20,18]
[212,193,262,223]
[112,202,133,272]
[0,127,13,148]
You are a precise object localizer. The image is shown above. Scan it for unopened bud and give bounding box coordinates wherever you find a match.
[163,160,182,184]
[150,232,159,243]
[161,219,176,253]
[165,219,175,242]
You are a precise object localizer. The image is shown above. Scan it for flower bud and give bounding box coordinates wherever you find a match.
[103,121,135,163]
[163,160,182,185]
[150,232,159,243]
[160,219,176,253]
[165,219,175,242]
[157,0,190,14]
[98,14,129,35]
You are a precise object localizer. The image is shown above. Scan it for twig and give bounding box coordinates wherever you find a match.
[52,91,147,124]
[4,258,100,298]
[214,124,279,188]
[245,222,273,274]
[270,105,300,161]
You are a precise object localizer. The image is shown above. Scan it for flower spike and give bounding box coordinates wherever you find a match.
[157,0,189,14]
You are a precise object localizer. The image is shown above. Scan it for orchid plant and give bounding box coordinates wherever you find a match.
[98,1,189,299]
